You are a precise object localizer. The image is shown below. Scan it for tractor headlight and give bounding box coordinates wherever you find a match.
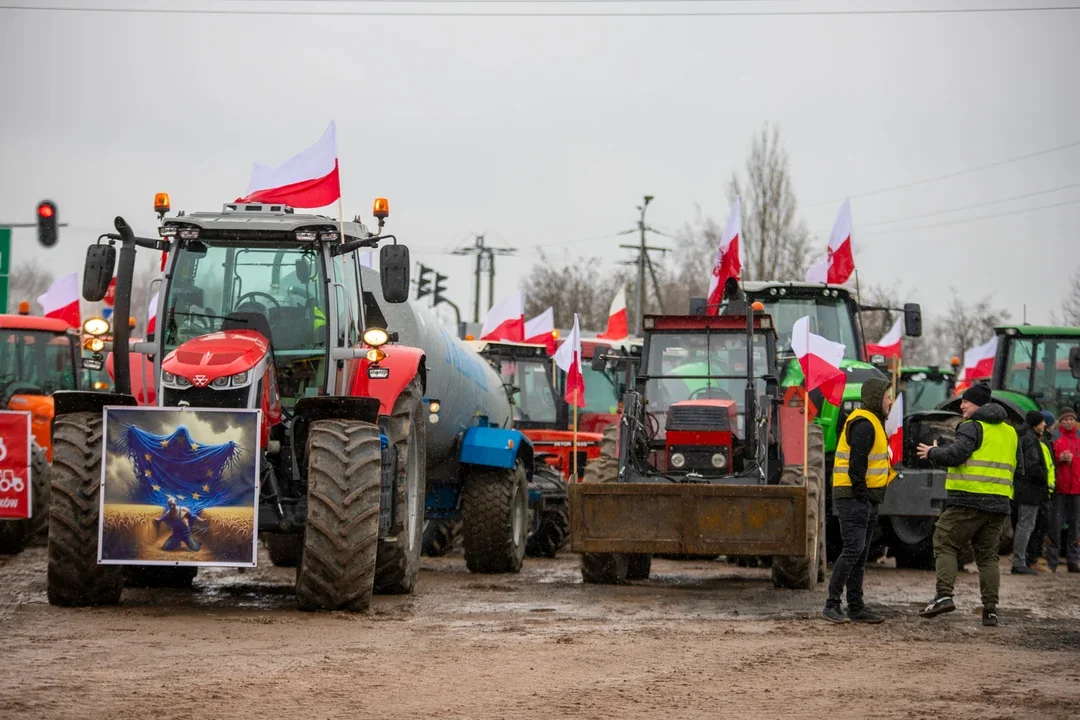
[82,317,110,337]
[161,371,176,385]
[176,375,191,388]
[212,376,230,388]
[670,452,686,469]
[231,371,250,386]
[711,453,727,469]
[429,400,441,413]
[363,327,389,347]
[84,338,105,353]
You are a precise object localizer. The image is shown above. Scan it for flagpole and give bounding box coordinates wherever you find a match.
[803,321,810,480]
[572,392,579,482]
[336,197,347,246]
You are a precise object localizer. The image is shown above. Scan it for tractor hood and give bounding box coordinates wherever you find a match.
[162,330,269,388]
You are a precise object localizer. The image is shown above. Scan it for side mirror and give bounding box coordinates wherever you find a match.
[294,258,311,284]
[83,245,117,302]
[903,303,923,337]
[380,244,410,304]
[591,354,607,372]
[764,374,780,399]
[1070,346,1080,380]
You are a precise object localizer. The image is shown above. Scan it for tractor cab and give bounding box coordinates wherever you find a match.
[989,325,1080,418]
[468,340,564,429]
[0,314,81,458]
[900,365,957,414]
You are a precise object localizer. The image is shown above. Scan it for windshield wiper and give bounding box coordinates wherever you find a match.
[170,310,240,323]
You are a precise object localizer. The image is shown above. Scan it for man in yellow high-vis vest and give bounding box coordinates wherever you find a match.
[822,378,894,625]
[916,384,1022,627]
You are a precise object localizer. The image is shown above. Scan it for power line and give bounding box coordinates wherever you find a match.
[856,195,1080,238]
[3,3,1078,16]
[803,138,1080,210]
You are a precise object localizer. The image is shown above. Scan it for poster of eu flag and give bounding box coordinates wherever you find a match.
[98,407,261,568]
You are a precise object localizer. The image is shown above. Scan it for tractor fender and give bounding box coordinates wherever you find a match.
[289,396,383,484]
[50,390,139,431]
[349,346,426,416]
[459,425,535,481]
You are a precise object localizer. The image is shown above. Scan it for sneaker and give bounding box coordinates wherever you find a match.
[848,607,884,624]
[1011,566,1038,575]
[982,608,999,627]
[821,605,850,624]
[920,595,956,618]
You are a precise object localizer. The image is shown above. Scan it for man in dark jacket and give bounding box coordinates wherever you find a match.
[1011,411,1049,575]
[822,377,893,624]
[916,384,1022,627]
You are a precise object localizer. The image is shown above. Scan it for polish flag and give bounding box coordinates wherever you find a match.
[805,199,856,285]
[885,393,904,465]
[480,291,525,342]
[866,315,903,359]
[960,335,997,383]
[791,315,846,407]
[146,290,160,335]
[597,287,629,341]
[36,272,81,329]
[706,197,742,314]
[236,121,341,209]
[554,313,586,408]
[525,307,557,354]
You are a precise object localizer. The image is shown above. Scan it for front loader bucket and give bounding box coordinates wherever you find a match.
[569,483,807,557]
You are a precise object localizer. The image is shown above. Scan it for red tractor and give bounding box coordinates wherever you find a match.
[47,198,428,611]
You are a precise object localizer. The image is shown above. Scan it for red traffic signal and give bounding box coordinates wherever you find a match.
[36,200,58,247]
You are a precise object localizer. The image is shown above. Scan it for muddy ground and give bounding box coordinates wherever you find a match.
[2,547,1079,720]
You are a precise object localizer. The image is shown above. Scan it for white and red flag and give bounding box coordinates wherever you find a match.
[553,313,586,408]
[866,315,903,359]
[706,196,742,314]
[961,335,997,382]
[596,287,629,341]
[480,291,525,342]
[146,290,160,335]
[806,199,856,285]
[885,392,904,465]
[236,121,341,208]
[36,272,80,328]
[524,307,556,354]
[791,315,847,407]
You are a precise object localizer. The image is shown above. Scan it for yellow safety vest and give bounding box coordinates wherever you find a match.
[1042,441,1057,494]
[314,306,326,331]
[834,408,896,489]
[945,420,1017,499]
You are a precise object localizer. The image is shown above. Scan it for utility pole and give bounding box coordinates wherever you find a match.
[616,196,668,334]
[452,233,517,322]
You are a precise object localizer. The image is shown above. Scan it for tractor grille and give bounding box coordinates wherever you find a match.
[667,404,731,432]
[162,386,249,409]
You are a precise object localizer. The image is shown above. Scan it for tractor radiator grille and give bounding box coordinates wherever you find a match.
[162,386,249,409]
[667,404,731,432]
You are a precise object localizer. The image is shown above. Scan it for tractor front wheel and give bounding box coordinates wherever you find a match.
[296,419,382,611]
[772,423,825,590]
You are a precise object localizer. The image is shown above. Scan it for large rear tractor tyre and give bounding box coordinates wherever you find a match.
[626,554,652,580]
[0,443,50,556]
[772,423,825,590]
[265,534,304,567]
[296,420,382,612]
[122,566,198,589]
[374,377,426,595]
[47,412,123,607]
[525,467,570,559]
[462,462,528,574]
[422,518,461,557]
[581,553,630,584]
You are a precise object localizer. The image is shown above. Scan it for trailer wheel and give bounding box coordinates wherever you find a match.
[462,461,528,574]
[422,518,461,557]
[265,534,304,567]
[772,423,825,590]
[581,553,630,584]
[47,412,123,606]
[296,419,382,611]
[626,554,652,580]
[525,467,570,558]
[375,377,426,594]
[0,443,50,556]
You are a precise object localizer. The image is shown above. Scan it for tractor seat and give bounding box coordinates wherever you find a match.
[222,311,275,348]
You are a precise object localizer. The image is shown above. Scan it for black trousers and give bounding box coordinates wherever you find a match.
[827,497,878,611]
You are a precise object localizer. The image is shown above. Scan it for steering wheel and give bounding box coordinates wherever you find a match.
[2,382,44,407]
[689,386,733,401]
[235,291,281,311]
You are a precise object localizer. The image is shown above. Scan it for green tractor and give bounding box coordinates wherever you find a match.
[899,363,959,413]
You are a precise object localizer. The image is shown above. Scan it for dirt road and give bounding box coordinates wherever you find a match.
[2,547,1079,719]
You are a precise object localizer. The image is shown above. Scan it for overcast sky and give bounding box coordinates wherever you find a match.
[2,1,1078,334]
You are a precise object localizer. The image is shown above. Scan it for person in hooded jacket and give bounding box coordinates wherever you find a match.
[1049,407,1080,572]
[1027,410,1057,567]
[916,384,1023,627]
[1010,411,1050,575]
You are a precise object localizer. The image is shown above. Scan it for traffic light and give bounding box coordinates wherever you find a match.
[416,264,433,299]
[434,272,448,305]
[36,200,58,248]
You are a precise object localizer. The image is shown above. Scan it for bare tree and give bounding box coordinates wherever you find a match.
[8,259,55,312]
[727,123,813,282]
[522,252,628,332]
[1052,265,1080,325]
[937,289,1011,363]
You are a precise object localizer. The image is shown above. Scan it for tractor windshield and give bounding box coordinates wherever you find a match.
[902,372,952,414]
[643,330,770,437]
[1003,335,1080,417]
[0,329,78,399]
[760,294,860,361]
[580,365,621,415]
[163,240,329,402]
[496,357,559,425]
